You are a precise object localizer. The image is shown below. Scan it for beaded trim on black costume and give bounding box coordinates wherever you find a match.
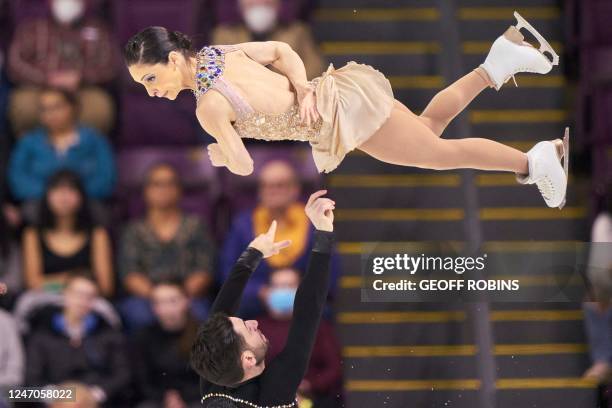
[201,392,297,408]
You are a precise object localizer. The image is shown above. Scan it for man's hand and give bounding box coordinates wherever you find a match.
[305,190,334,232]
[248,220,292,258]
[207,143,228,167]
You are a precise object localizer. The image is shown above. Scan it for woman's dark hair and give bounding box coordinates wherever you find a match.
[124,26,193,66]
[39,169,93,232]
[191,312,245,387]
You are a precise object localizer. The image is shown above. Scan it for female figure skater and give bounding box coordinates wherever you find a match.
[125,12,569,209]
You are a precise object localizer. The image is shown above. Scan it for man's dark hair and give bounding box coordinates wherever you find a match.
[191,313,245,387]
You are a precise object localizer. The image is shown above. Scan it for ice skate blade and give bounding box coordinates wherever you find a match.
[513,11,560,66]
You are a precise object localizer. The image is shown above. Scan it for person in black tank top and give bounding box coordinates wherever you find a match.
[22,170,114,296]
[39,231,92,275]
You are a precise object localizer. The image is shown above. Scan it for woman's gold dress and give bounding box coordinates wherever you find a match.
[193,45,395,173]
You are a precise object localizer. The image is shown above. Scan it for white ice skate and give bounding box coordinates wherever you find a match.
[481,11,560,90]
[516,127,570,209]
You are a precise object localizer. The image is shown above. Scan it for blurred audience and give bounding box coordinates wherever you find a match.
[583,190,612,384]
[258,267,343,408]
[25,272,131,407]
[7,0,116,136]
[0,202,23,309]
[211,0,324,80]
[118,163,215,330]
[221,159,340,318]
[211,0,318,25]
[0,50,8,139]
[22,170,114,296]
[8,87,116,210]
[0,0,10,49]
[132,279,201,408]
[0,309,25,399]
[50,381,100,408]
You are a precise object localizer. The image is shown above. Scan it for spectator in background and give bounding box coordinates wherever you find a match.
[258,267,343,408]
[133,279,201,408]
[119,163,215,330]
[0,0,10,49]
[50,381,99,408]
[583,189,612,384]
[0,203,23,309]
[22,170,114,296]
[8,0,116,136]
[221,159,340,318]
[0,309,25,406]
[211,0,318,25]
[25,272,131,407]
[211,0,324,80]
[8,87,116,209]
[0,50,9,139]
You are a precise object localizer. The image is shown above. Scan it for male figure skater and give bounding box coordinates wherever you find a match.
[191,190,336,407]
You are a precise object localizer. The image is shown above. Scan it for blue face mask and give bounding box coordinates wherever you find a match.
[268,287,297,315]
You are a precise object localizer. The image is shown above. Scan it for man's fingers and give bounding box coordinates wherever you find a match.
[267,219,277,237]
[307,190,327,207]
[275,239,292,251]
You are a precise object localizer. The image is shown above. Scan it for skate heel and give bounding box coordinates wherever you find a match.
[513,11,559,66]
[551,128,570,209]
[503,26,524,87]
[503,26,524,45]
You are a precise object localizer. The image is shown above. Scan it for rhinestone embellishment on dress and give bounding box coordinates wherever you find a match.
[192,46,225,102]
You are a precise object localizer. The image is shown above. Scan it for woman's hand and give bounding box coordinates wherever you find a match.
[248,220,292,258]
[207,143,228,167]
[297,83,320,127]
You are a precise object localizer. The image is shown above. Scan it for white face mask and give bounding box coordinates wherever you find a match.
[51,0,85,24]
[243,5,278,34]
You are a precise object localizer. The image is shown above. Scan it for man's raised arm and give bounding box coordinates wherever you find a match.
[209,220,292,315]
[263,190,336,394]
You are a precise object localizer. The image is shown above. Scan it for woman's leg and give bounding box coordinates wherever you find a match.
[418,69,491,137]
[358,106,528,173]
